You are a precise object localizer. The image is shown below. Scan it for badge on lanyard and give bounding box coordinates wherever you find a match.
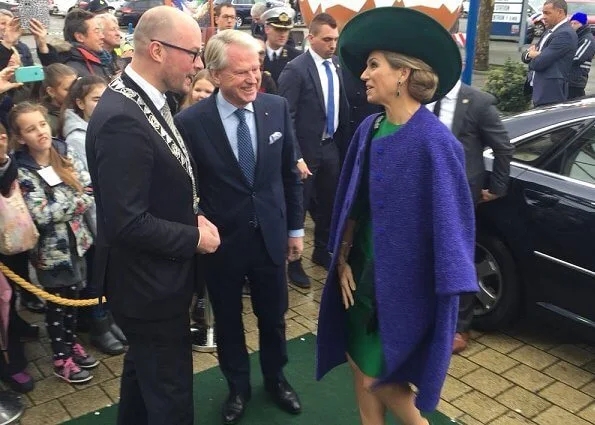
[37,166,63,187]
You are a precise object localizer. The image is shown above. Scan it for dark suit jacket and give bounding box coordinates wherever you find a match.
[263,45,301,84]
[452,84,514,204]
[86,74,199,334]
[522,22,578,106]
[277,50,349,164]
[175,92,303,267]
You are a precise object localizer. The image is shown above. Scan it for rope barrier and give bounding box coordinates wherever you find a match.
[0,262,105,307]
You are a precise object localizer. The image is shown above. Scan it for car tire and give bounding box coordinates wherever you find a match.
[235,16,243,27]
[472,233,522,331]
[533,22,545,38]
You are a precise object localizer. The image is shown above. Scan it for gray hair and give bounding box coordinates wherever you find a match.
[544,0,568,14]
[205,29,261,71]
[95,13,119,27]
[0,9,13,18]
[251,2,268,18]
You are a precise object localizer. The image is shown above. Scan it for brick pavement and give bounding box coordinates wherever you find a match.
[12,223,595,424]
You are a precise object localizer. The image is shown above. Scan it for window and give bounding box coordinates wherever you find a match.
[513,124,582,165]
[558,128,595,185]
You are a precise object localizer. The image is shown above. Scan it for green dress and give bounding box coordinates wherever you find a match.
[346,117,401,377]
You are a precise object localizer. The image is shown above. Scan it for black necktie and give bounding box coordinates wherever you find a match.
[272,52,277,62]
[433,100,442,118]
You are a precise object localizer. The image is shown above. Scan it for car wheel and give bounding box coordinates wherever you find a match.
[533,22,545,38]
[472,233,521,331]
[236,16,243,27]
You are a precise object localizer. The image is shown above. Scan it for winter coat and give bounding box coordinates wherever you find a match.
[63,109,88,165]
[316,109,478,411]
[63,109,97,235]
[570,24,595,89]
[15,139,94,271]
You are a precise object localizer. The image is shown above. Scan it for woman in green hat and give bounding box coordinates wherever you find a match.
[316,7,479,425]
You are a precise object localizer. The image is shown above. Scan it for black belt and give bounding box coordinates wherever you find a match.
[320,137,334,146]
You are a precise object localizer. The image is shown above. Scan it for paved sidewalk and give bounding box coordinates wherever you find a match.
[11,220,595,425]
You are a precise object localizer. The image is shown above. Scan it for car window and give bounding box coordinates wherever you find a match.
[559,129,595,185]
[513,124,582,165]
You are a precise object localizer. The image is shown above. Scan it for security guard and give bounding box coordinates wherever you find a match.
[262,6,300,83]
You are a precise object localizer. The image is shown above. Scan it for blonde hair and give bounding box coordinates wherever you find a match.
[383,52,438,103]
[205,29,261,72]
[8,102,83,193]
[180,70,216,109]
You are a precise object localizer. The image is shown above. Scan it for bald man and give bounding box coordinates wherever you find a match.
[86,7,220,425]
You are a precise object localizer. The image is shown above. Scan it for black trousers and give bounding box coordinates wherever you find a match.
[115,316,193,425]
[568,86,586,100]
[303,141,340,250]
[205,227,288,396]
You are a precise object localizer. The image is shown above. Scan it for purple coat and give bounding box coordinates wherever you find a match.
[316,107,479,411]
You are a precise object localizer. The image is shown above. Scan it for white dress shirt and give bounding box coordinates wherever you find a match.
[308,49,340,138]
[426,80,461,131]
[215,91,303,237]
[125,65,167,110]
[216,91,258,159]
[266,44,283,62]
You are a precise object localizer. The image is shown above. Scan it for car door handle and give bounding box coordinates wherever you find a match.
[524,189,560,207]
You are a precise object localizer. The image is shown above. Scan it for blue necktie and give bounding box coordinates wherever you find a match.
[323,60,335,137]
[235,108,256,186]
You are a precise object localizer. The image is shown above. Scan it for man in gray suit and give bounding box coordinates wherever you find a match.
[522,0,578,106]
[428,81,515,353]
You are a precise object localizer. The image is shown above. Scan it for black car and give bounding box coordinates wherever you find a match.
[474,99,595,340]
[214,0,254,28]
[115,0,163,27]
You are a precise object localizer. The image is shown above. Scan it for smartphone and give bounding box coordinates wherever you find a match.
[15,66,45,83]
[17,0,51,32]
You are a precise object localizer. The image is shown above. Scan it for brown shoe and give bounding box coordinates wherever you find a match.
[452,332,470,354]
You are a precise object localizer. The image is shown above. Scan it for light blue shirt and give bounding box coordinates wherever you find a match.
[216,91,257,160]
[215,91,304,238]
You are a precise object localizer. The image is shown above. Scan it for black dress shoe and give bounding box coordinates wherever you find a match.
[265,379,301,415]
[311,248,331,270]
[222,392,250,425]
[287,259,310,288]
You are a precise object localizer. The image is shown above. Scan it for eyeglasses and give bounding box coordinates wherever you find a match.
[150,39,203,62]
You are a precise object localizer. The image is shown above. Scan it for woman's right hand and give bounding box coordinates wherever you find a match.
[337,261,356,310]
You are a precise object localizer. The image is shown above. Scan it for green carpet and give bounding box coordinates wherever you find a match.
[63,334,457,424]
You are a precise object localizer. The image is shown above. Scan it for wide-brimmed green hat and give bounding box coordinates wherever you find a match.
[338,7,462,103]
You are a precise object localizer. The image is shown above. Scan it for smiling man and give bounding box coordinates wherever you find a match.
[175,29,304,425]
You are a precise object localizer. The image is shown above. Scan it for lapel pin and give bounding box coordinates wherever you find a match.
[462,99,469,104]
[265,112,269,116]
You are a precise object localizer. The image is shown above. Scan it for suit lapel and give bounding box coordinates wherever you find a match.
[253,95,268,186]
[202,94,247,184]
[452,84,471,139]
[121,73,178,143]
[333,56,348,123]
[306,52,326,112]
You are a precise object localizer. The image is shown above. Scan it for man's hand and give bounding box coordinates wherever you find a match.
[527,45,541,59]
[29,19,49,54]
[196,215,221,254]
[480,190,499,203]
[287,236,304,262]
[2,18,21,49]
[296,160,312,180]
[0,66,23,94]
